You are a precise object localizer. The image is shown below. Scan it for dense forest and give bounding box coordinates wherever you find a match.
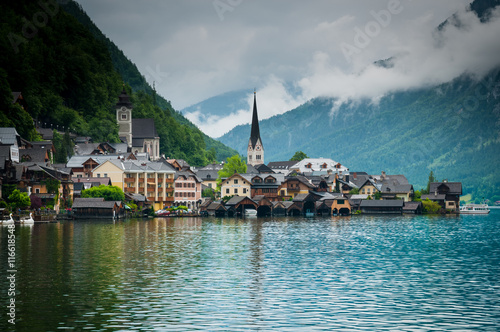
[0,0,236,165]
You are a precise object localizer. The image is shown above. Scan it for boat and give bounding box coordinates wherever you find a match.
[244,209,257,216]
[460,204,490,214]
[1,213,14,225]
[20,212,35,224]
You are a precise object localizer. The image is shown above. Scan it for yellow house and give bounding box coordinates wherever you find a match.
[331,196,351,215]
[359,179,380,197]
[92,160,176,211]
[221,174,252,198]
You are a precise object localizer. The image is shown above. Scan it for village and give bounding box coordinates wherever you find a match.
[0,90,462,222]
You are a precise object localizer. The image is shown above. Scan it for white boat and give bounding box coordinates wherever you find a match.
[244,209,257,216]
[460,204,490,214]
[20,212,35,224]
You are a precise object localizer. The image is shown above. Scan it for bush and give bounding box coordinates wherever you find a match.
[422,199,442,214]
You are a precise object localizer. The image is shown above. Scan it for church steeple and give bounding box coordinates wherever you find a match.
[249,90,261,148]
[247,90,264,166]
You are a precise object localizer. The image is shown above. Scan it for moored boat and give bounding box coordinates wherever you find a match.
[460,204,490,214]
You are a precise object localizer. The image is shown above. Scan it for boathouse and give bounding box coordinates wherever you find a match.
[72,197,122,219]
[359,200,404,214]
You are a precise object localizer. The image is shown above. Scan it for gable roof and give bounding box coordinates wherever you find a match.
[0,127,20,145]
[429,182,462,195]
[132,118,158,138]
[249,91,262,148]
[360,200,404,208]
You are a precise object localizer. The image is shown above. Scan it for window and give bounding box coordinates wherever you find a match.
[77,174,82,178]
[243,188,247,194]
[361,189,365,194]
[338,199,345,204]
[121,113,127,120]
[208,183,212,188]
[35,188,40,194]
[234,188,238,194]
[256,155,261,160]
[104,173,108,178]
[97,174,100,178]
[234,179,238,184]
[226,189,229,194]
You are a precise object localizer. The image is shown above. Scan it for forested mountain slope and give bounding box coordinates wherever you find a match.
[0,0,236,165]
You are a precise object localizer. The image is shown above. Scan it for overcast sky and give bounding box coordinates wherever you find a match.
[76,0,500,137]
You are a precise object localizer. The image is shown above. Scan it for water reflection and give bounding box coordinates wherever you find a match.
[0,212,499,331]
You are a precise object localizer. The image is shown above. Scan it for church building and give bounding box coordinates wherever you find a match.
[247,91,264,166]
[116,89,160,160]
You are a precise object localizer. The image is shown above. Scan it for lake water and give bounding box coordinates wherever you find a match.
[1,211,500,331]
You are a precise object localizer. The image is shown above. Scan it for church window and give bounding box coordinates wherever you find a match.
[121,114,127,120]
[256,155,261,160]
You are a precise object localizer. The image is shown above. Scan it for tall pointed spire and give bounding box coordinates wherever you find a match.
[250,90,261,148]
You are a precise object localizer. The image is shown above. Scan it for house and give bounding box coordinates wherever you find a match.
[174,171,203,210]
[348,194,369,212]
[424,182,462,212]
[91,159,176,211]
[358,178,381,196]
[165,158,191,171]
[250,173,284,202]
[0,128,22,163]
[225,195,258,217]
[278,175,316,199]
[331,195,352,215]
[72,197,122,219]
[359,200,404,214]
[220,173,252,198]
[195,163,222,191]
[204,201,227,217]
[403,201,423,214]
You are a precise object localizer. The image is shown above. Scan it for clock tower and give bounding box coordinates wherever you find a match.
[116,88,133,148]
[247,91,264,166]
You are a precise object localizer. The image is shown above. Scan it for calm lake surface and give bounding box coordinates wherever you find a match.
[1,211,500,331]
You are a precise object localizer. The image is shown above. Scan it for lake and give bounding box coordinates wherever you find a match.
[1,211,499,331]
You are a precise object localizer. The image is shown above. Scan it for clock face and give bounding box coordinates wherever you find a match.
[121,107,126,111]
[256,147,260,151]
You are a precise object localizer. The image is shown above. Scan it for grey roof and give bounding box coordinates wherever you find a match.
[246,164,259,174]
[105,159,176,173]
[195,169,219,181]
[403,201,423,211]
[66,155,124,168]
[267,161,297,170]
[360,200,404,208]
[422,194,446,201]
[20,146,49,163]
[429,182,462,195]
[36,128,55,140]
[72,177,111,186]
[74,143,100,155]
[132,118,158,138]
[199,163,223,171]
[73,198,117,209]
[175,171,202,182]
[0,127,20,145]
[125,193,148,202]
[255,163,274,173]
[225,195,255,206]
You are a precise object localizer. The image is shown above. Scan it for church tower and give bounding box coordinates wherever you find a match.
[247,91,264,166]
[116,88,133,148]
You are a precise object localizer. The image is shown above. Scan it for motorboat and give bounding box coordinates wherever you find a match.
[244,209,257,216]
[460,204,490,214]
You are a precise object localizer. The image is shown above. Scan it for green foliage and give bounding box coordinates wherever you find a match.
[127,202,138,211]
[216,155,247,191]
[2,184,16,201]
[290,151,309,161]
[202,187,215,200]
[8,190,30,210]
[349,188,360,195]
[0,0,235,166]
[413,190,422,201]
[423,171,436,195]
[422,199,442,214]
[81,185,125,202]
[373,191,382,200]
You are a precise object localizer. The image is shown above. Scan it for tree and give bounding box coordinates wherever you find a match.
[349,188,360,195]
[81,185,125,202]
[216,155,247,191]
[422,198,441,214]
[30,194,43,210]
[423,171,436,194]
[290,151,308,162]
[373,191,382,200]
[202,187,215,200]
[8,190,31,210]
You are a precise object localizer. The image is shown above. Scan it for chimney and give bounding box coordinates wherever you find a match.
[353,172,357,180]
[381,171,386,180]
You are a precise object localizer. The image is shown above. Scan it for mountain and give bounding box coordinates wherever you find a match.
[181,89,250,119]
[0,0,236,164]
[218,0,500,202]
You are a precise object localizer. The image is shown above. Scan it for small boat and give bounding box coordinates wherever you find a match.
[244,209,257,216]
[1,213,14,225]
[460,204,490,214]
[20,212,35,224]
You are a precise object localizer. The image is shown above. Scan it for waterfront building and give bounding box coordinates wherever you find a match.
[91,159,176,210]
[423,182,462,212]
[221,173,252,197]
[174,171,203,210]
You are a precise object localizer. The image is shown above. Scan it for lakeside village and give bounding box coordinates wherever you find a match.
[1,90,468,223]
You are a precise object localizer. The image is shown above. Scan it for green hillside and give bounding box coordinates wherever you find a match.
[0,0,236,165]
[219,70,500,202]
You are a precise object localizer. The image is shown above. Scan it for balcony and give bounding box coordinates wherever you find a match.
[147,197,155,202]
[125,187,136,193]
[147,187,155,193]
[124,178,135,183]
[165,178,174,183]
[147,178,155,184]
